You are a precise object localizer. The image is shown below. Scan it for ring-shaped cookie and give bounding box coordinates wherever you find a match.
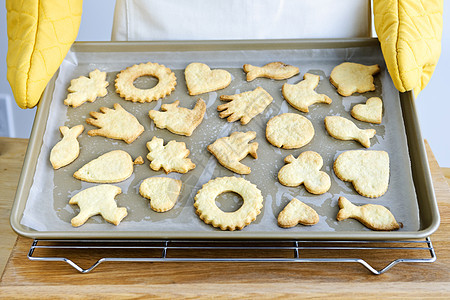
[194,176,263,231]
[115,62,177,103]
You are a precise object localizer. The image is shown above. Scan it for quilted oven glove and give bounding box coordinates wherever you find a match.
[373,0,443,96]
[6,0,83,109]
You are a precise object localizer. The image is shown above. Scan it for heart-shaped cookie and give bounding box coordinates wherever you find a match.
[139,177,182,212]
[185,62,232,95]
[333,150,389,198]
[351,97,383,124]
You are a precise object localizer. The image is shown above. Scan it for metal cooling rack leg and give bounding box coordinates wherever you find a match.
[27,238,437,275]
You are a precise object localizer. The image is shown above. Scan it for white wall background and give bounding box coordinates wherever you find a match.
[0,1,448,167]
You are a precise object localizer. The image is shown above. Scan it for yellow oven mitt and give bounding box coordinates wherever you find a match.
[374,0,443,96]
[6,0,83,109]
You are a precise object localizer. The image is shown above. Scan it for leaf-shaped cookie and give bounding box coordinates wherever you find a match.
[324,116,376,148]
[278,151,331,195]
[86,103,144,144]
[185,62,231,95]
[50,125,84,169]
[139,177,182,212]
[218,87,273,125]
[207,131,258,174]
[333,150,389,198]
[64,69,109,108]
[351,97,383,124]
[330,62,380,96]
[74,150,143,183]
[149,99,206,136]
[282,73,332,113]
[69,185,127,227]
[146,137,196,174]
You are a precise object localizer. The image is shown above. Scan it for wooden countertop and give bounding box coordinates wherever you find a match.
[1,137,449,298]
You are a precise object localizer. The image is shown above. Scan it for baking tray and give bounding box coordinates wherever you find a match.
[10,39,440,240]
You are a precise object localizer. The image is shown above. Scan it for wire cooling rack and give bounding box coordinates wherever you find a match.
[27,237,436,275]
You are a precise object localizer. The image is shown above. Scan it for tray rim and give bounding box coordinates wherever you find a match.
[9,38,440,240]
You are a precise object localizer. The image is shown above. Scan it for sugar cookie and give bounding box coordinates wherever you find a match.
[185,62,231,95]
[69,185,127,227]
[277,198,319,228]
[278,151,331,195]
[74,150,143,183]
[86,103,144,144]
[64,69,109,108]
[139,177,182,212]
[325,116,376,148]
[218,87,273,125]
[266,113,314,149]
[115,62,177,102]
[351,97,383,124]
[337,196,400,231]
[282,73,332,113]
[334,150,389,198]
[194,176,263,231]
[207,131,258,174]
[146,136,196,173]
[149,98,206,136]
[330,62,380,96]
[243,62,299,81]
[50,125,84,169]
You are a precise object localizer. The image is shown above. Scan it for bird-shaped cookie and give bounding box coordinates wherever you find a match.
[149,99,206,136]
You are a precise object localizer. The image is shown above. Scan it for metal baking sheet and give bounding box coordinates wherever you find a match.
[10,39,440,240]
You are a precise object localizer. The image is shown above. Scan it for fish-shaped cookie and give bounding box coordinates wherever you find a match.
[325,116,376,148]
[243,62,299,81]
[50,125,84,169]
[336,197,400,231]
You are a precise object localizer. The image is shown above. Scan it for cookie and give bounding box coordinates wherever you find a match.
[243,62,299,81]
[334,150,389,198]
[277,198,319,228]
[149,98,206,136]
[115,62,177,102]
[278,151,331,195]
[194,176,263,231]
[265,113,314,149]
[330,62,380,96]
[50,125,84,169]
[74,150,143,183]
[63,69,109,108]
[218,87,273,125]
[185,62,231,95]
[351,97,383,124]
[207,131,258,174]
[86,103,144,144]
[337,196,400,231]
[69,184,127,227]
[139,177,182,212]
[324,116,376,148]
[146,136,196,173]
[282,73,332,113]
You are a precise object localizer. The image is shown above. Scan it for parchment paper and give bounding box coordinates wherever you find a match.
[20,44,419,234]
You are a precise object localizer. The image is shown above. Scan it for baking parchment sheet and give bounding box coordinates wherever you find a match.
[20,45,419,234]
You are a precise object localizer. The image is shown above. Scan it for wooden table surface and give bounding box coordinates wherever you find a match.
[1,137,449,298]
